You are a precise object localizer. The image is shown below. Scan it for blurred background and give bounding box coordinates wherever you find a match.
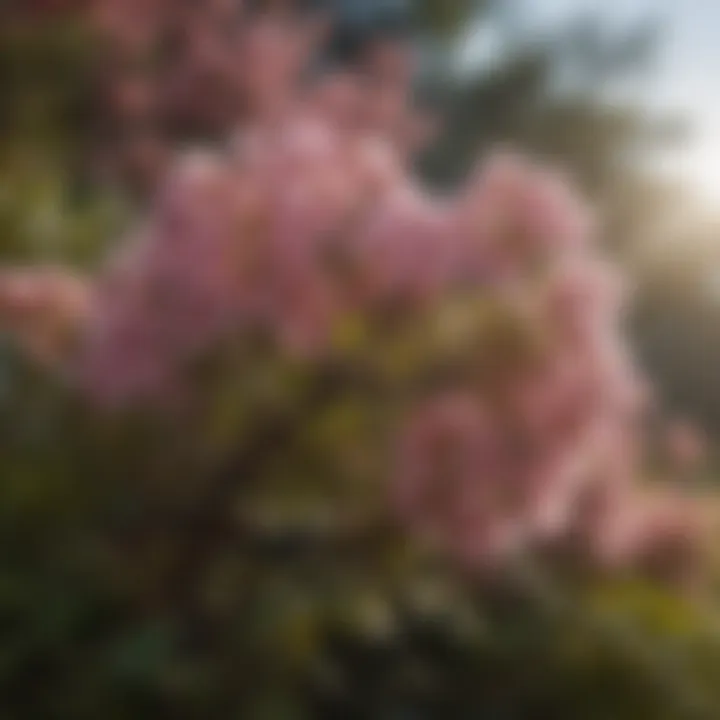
[2,1,720,718]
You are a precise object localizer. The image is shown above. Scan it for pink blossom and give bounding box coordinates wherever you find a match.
[665,420,707,472]
[0,267,90,365]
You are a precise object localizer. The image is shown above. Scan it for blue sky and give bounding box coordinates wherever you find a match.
[521,0,720,201]
[529,1,719,109]
[459,0,720,201]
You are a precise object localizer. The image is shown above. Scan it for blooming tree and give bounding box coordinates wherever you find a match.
[0,7,711,587]
[0,3,717,718]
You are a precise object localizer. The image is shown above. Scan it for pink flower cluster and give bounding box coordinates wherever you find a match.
[2,0,326,189]
[392,254,648,567]
[72,32,447,404]
[392,198,712,581]
[0,267,90,365]
[90,0,323,189]
[0,7,712,584]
